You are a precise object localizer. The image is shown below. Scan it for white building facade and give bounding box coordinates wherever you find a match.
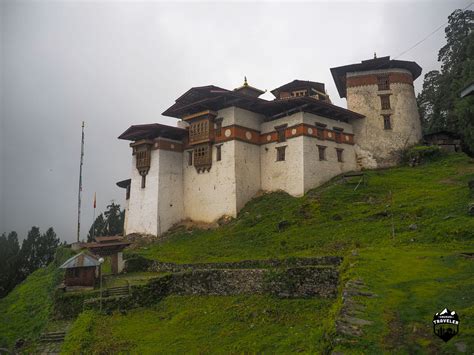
[118,56,423,236]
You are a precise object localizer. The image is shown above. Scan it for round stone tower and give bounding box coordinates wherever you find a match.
[331,56,422,168]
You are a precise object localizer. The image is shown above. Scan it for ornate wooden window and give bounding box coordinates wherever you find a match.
[377,75,390,90]
[333,127,344,143]
[193,144,212,172]
[380,94,391,110]
[383,114,392,130]
[275,124,287,143]
[189,119,211,144]
[215,118,223,138]
[315,122,326,139]
[133,143,152,188]
[276,146,286,161]
[216,144,222,161]
[317,145,326,161]
[336,148,344,162]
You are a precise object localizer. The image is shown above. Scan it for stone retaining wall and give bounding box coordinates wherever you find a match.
[144,256,342,273]
[83,265,339,313]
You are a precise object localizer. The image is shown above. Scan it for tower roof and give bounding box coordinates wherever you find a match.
[270,80,326,99]
[234,77,266,97]
[330,56,422,98]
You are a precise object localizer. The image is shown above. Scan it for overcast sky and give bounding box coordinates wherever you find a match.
[0,0,470,243]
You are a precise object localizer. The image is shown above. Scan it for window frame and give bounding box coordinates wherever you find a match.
[380,94,391,110]
[336,148,344,162]
[276,145,287,162]
[377,75,390,91]
[216,144,222,161]
[382,114,392,130]
[275,124,287,143]
[317,145,327,161]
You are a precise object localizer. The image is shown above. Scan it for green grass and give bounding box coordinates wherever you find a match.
[0,248,74,348]
[62,296,335,354]
[5,153,474,353]
[103,272,160,288]
[332,245,474,354]
[132,153,474,263]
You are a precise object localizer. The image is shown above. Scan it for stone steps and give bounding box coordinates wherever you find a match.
[106,286,129,297]
[39,331,66,343]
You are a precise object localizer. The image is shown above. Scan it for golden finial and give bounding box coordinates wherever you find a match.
[244,76,248,86]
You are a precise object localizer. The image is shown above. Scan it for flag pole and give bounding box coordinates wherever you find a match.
[77,121,85,243]
[92,193,97,242]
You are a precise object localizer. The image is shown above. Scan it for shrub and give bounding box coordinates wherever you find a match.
[403,145,442,164]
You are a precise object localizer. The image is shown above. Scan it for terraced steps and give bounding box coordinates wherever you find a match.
[39,331,66,343]
[106,285,130,297]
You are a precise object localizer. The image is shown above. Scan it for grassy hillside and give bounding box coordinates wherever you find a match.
[62,296,335,354]
[132,153,474,263]
[6,153,474,353]
[0,248,74,349]
[60,153,474,354]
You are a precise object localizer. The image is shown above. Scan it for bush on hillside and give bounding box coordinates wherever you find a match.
[403,145,442,165]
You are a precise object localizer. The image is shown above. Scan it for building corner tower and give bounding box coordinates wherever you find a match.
[331,56,423,168]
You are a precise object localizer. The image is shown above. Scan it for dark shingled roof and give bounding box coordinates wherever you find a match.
[118,123,187,141]
[330,56,422,98]
[270,80,326,98]
[116,179,131,189]
[161,85,364,123]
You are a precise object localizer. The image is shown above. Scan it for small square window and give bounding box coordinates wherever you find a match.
[336,148,344,162]
[383,115,392,130]
[276,146,286,161]
[380,95,391,110]
[317,145,326,161]
[216,145,222,161]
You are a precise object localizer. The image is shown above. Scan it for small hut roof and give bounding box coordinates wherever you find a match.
[59,252,100,269]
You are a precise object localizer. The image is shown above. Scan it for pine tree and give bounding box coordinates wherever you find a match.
[417,9,474,153]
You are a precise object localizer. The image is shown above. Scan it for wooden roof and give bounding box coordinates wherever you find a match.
[270,80,325,98]
[118,123,187,141]
[330,56,422,98]
[116,179,131,189]
[161,85,363,122]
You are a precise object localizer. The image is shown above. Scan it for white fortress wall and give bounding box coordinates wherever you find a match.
[232,107,264,211]
[233,107,265,131]
[126,150,160,236]
[157,147,184,235]
[347,69,422,167]
[302,113,357,192]
[235,140,261,211]
[183,140,238,222]
[260,112,305,197]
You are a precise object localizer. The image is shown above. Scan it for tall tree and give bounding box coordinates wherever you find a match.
[0,232,21,297]
[38,227,60,266]
[417,9,474,152]
[87,203,125,241]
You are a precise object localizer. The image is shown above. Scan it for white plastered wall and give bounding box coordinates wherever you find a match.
[347,69,422,167]
[183,140,237,222]
[302,113,357,192]
[157,148,184,235]
[260,112,305,197]
[126,151,160,236]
